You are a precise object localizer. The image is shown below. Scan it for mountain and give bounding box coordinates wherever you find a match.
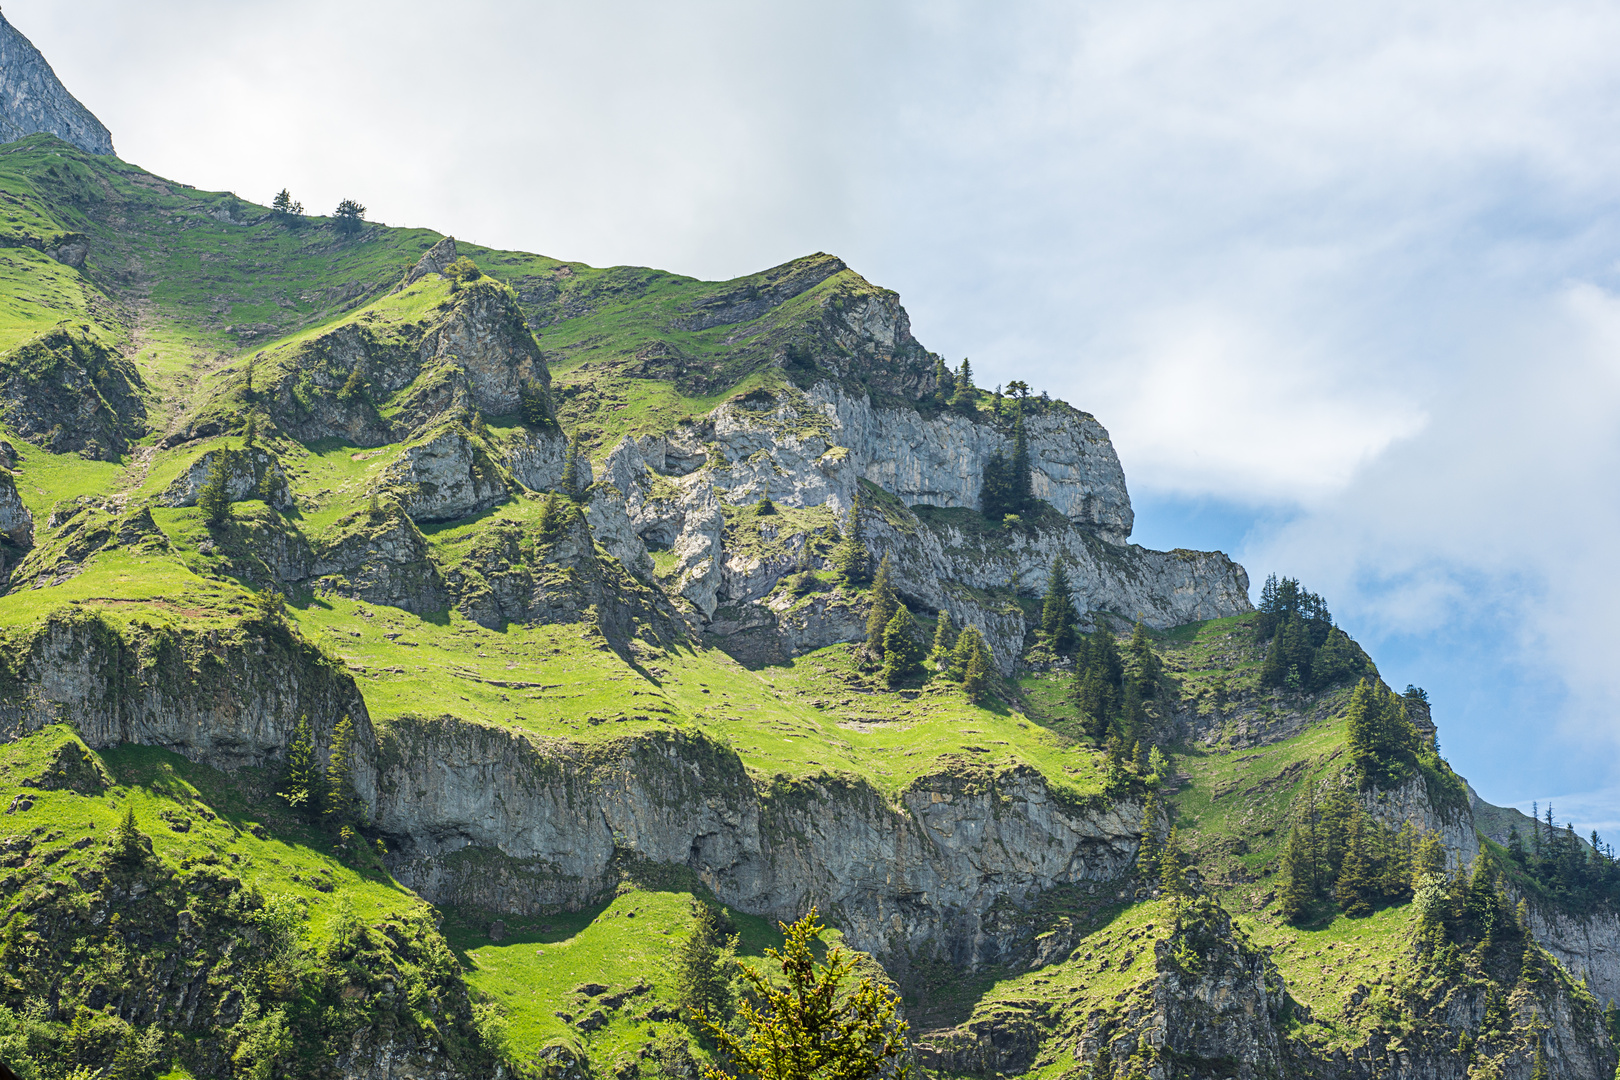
[0,14,114,155]
[0,42,1618,1080]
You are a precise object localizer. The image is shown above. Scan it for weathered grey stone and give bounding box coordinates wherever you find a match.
[406,235,458,286]
[0,468,33,546]
[158,446,293,511]
[383,428,507,523]
[0,14,113,155]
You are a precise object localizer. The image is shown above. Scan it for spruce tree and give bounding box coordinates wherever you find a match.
[1089,1044,1113,1080]
[979,452,1014,520]
[1529,1038,1549,1080]
[279,715,317,814]
[931,356,954,404]
[833,488,869,584]
[198,449,233,526]
[1464,844,1500,944]
[1136,791,1161,874]
[272,188,293,216]
[1157,826,1188,895]
[881,607,923,687]
[1334,810,1375,916]
[338,363,369,405]
[325,715,361,826]
[949,358,977,414]
[865,555,899,656]
[956,628,993,702]
[929,609,956,668]
[1127,619,1159,696]
[1039,557,1078,653]
[560,432,586,500]
[520,377,555,428]
[675,902,737,1035]
[1010,412,1033,512]
[112,804,145,863]
[1280,821,1316,922]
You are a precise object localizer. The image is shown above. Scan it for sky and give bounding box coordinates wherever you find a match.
[13,0,1620,827]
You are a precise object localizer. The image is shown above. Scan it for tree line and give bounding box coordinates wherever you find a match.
[1505,803,1620,910]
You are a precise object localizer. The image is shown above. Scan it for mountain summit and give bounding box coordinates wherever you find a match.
[0,12,113,155]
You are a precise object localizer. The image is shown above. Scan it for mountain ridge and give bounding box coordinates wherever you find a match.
[0,36,1614,1080]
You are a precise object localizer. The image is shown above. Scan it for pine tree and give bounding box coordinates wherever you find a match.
[198,449,233,526]
[676,902,737,1036]
[325,715,362,825]
[279,715,316,814]
[833,488,869,584]
[929,609,956,668]
[1039,557,1078,653]
[1010,412,1033,512]
[334,198,367,236]
[979,451,1014,520]
[537,490,574,541]
[1335,810,1376,916]
[1157,826,1188,895]
[560,432,586,500]
[1136,791,1161,874]
[338,363,368,404]
[520,377,555,428]
[957,628,993,702]
[112,804,145,863]
[1281,820,1316,922]
[931,356,954,404]
[949,358,977,414]
[1464,844,1500,944]
[881,607,923,687]
[696,910,910,1080]
[1127,619,1159,696]
[1529,1038,1549,1080]
[865,555,899,656]
[272,188,293,216]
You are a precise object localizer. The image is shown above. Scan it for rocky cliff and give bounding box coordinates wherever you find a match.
[0,13,113,155]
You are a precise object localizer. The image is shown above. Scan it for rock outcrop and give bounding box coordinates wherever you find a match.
[374,716,1144,972]
[159,445,293,511]
[0,325,147,459]
[0,14,114,155]
[598,381,1248,670]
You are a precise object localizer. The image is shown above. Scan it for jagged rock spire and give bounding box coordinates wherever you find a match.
[0,11,114,155]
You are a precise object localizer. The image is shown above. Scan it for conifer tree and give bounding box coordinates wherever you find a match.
[1010,412,1033,512]
[272,188,293,216]
[1089,1044,1113,1080]
[560,432,586,500]
[279,715,316,814]
[1464,844,1500,944]
[325,715,361,825]
[979,452,1014,519]
[112,804,145,863]
[1334,810,1376,916]
[676,901,738,1036]
[833,488,870,584]
[1127,619,1160,696]
[931,356,954,404]
[198,449,233,526]
[953,627,993,702]
[1280,820,1316,923]
[949,358,976,413]
[696,910,909,1080]
[1136,791,1161,874]
[334,198,367,236]
[520,377,555,428]
[881,607,923,687]
[1157,826,1188,895]
[338,363,368,404]
[1039,557,1078,653]
[1529,1038,1549,1080]
[929,609,956,668]
[242,411,258,447]
[865,555,899,656]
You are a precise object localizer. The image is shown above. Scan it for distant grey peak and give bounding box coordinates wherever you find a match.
[0,13,114,155]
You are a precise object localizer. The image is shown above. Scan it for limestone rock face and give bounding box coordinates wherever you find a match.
[0,612,375,801]
[310,511,449,613]
[0,14,114,155]
[597,380,1248,668]
[383,429,507,523]
[374,719,1144,970]
[406,235,459,286]
[505,426,585,493]
[159,446,293,511]
[0,468,33,547]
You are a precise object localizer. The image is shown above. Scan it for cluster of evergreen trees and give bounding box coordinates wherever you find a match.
[1255,575,1372,692]
[1344,678,1427,790]
[858,552,995,699]
[1280,787,1436,921]
[278,715,365,831]
[1506,804,1620,909]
